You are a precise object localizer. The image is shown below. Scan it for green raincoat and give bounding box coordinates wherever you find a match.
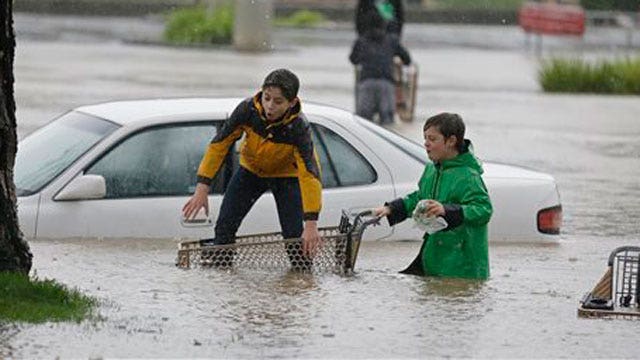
[386,140,492,279]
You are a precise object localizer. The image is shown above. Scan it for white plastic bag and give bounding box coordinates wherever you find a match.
[412,199,448,234]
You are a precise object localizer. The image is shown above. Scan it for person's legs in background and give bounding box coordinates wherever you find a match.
[378,79,396,125]
[356,79,378,122]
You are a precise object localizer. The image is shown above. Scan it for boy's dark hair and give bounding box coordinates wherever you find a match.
[424,112,466,153]
[262,68,300,101]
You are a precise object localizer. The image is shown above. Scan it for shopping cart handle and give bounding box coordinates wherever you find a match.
[356,209,373,217]
[352,209,380,231]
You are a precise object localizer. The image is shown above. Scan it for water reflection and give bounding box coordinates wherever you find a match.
[416,276,486,299]
[0,324,19,358]
[218,270,319,351]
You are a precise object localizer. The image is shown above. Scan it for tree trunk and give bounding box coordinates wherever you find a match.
[0,0,32,274]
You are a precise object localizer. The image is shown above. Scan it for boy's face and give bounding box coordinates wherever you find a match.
[261,86,296,121]
[423,126,458,162]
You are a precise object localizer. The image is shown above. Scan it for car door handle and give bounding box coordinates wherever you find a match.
[180,215,213,227]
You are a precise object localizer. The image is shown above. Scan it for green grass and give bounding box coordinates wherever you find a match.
[164,4,234,45]
[0,272,97,323]
[274,10,327,28]
[164,6,325,46]
[429,0,524,10]
[540,57,640,95]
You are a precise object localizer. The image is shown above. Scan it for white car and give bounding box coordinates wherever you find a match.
[15,98,562,243]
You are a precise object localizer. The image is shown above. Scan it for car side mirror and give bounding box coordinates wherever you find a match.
[54,174,106,201]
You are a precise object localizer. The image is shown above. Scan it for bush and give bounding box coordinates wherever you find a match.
[431,0,524,10]
[581,0,639,11]
[539,57,640,95]
[275,10,326,28]
[164,4,234,45]
[0,272,97,323]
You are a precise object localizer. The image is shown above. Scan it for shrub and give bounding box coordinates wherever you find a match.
[430,0,524,10]
[539,57,640,95]
[164,4,234,45]
[275,10,326,28]
[581,0,638,11]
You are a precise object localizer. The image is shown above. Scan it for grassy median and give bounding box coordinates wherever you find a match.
[0,272,97,323]
[164,4,234,44]
[540,57,640,95]
[164,5,327,45]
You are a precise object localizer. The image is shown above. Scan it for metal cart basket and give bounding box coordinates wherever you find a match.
[176,210,379,275]
[578,246,640,319]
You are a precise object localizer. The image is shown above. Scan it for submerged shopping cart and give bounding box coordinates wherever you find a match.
[578,246,640,319]
[176,210,379,275]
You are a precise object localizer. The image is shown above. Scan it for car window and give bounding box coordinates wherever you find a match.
[311,124,376,188]
[14,111,120,196]
[86,122,227,198]
[357,116,428,165]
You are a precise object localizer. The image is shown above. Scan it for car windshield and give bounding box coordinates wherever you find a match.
[14,111,120,196]
[356,116,428,164]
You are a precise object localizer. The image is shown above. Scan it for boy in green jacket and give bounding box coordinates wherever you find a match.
[373,113,493,279]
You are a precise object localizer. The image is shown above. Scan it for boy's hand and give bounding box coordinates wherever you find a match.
[372,206,391,218]
[423,200,445,217]
[302,220,322,257]
[182,183,210,220]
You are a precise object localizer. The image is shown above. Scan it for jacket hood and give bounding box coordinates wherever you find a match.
[252,91,301,129]
[439,139,484,174]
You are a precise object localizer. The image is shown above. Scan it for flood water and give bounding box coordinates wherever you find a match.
[3,15,640,358]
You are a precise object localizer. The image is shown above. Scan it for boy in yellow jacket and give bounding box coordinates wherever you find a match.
[182,69,323,261]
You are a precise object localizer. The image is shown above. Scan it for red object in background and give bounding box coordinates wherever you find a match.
[518,2,586,36]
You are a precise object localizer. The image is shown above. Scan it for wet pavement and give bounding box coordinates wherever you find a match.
[3,13,640,358]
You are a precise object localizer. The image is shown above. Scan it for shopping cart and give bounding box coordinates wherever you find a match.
[393,60,419,123]
[578,246,640,319]
[176,210,379,275]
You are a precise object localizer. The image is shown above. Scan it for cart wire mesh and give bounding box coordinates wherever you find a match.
[578,246,640,319]
[176,210,379,275]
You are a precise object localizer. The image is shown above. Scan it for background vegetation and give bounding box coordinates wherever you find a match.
[274,9,326,28]
[428,0,523,10]
[0,272,97,323]
[164,3,234,44]
[540,57,640,94]
[431,0,639,10]
[579,0,639,11]
[164,6,326,44]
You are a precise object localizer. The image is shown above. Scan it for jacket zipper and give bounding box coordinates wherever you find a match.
[430,165,442,200]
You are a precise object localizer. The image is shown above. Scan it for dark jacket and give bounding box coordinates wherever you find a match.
[196,93,322,220]
[349,28,411,83]
[356,0,404,37]
[386,141,493,279]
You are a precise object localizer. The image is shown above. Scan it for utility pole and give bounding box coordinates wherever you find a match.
[233,0,273,51]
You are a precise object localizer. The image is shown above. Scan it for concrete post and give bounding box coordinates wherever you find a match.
[205,0,218,16]
[233,0,273,52]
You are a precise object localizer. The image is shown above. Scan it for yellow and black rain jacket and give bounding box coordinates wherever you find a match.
[197,93,322,220]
